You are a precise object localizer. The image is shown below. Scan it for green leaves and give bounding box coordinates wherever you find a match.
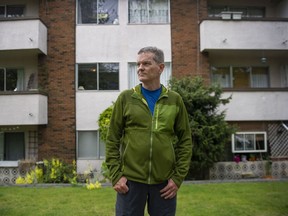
[169,76,236,179]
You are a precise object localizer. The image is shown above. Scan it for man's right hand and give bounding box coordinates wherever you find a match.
[113,176,129,194]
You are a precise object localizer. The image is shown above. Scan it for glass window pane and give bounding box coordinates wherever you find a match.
[98,0,118,24]
[234,134,244,151]
[255,134,265,150]
[6,69,18,91]
[251,67,269,88]
[6,5,24,17]
[129,0,148,24]
[78,131,98,158]
[233,67,250,88]
[0,68,4,91]
[78,64,98,90]
[211,67,231,88]
[244,134,255,150]
[78,0,98,24]
[0,6,5,17]
[99,138,105,159]
[99,63,119,90]
[149,0,169,23]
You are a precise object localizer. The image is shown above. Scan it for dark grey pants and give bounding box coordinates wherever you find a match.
[116,180,176,216]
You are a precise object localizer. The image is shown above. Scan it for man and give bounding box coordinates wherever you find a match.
[106,46,192,216]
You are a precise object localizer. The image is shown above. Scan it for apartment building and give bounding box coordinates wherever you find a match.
[0,0,287,183]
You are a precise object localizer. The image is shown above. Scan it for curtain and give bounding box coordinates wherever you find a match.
[251,74,268,88]
[212,74,231,88]
[16,69,24,91]
[129,0,169,24]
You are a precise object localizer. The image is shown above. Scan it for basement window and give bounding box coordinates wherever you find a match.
[232,132,267,153]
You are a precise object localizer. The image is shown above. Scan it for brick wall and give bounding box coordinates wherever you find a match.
[170,0,210,81]
[38,0,76,163]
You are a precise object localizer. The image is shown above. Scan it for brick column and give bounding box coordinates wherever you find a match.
[38,0,76,162]
[170,0,210,82]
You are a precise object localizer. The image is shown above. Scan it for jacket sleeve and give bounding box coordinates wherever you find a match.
[171,96,193,188]
[105,94,125,186]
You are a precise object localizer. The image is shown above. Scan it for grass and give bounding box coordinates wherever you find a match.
[0,181,288,216]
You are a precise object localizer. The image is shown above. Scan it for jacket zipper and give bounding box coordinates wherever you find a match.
[140,97,153,183]
[140,95,162,184]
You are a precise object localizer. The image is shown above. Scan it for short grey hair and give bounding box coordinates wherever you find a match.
[138,46,164,64]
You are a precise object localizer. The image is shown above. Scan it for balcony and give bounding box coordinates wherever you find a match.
[0,92,48,125]
[200,20,288,52]
[219,90,288,121]
[0,19,47,54]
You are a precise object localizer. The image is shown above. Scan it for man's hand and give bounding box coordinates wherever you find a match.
[113,176,129,194]
[160,179,178,199]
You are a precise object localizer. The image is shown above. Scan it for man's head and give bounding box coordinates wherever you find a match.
[137,47,165,89]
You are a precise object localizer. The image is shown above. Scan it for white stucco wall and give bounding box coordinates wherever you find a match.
[200,21,288,51]
[0,20,47,54]
[219,91,288,121]
[0,94,47,125]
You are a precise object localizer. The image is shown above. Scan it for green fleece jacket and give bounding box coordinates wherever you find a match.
[105,84,192,188]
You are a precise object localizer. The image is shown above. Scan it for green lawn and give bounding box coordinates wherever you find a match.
[0,181,288,216]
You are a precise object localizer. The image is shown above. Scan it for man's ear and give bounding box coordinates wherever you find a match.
[159,63,165,72]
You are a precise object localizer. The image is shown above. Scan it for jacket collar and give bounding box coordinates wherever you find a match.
[132,84,169,99]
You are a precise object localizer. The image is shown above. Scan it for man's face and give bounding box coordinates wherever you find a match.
[137,52,164,84]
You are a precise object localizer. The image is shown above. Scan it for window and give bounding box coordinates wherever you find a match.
[232,132,267,153]
[0,132,25,161]
[211,66,269,88]
[77,0,118,24]
[128,62,171,88]
[0,5,25,18]
[208,6,265,18]
[77,63,119,90]
[77,131,105,159]
[0,68,24,91]
[128,0,170,24]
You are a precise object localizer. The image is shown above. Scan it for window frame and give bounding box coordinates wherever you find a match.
[231,132,267,153]
[77,0,119,25]
[0,67,25,91]
[211,66,269,88]
[77,63,120,91]
[76,130,105,160]
[128,0,170,24]
[0,5,25,18]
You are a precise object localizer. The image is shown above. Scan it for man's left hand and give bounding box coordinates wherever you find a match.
[160,179,178,199]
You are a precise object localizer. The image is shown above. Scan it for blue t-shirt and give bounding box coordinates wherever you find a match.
[141,86,162,115]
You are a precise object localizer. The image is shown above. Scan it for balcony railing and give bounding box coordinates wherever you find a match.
[0,18,47,54]
[200,20,288,52]
[0,91,48,125]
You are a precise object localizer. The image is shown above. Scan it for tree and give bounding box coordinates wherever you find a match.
[169,76,236,180]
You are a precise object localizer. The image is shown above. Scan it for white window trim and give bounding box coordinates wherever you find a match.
[231,132,267,153]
